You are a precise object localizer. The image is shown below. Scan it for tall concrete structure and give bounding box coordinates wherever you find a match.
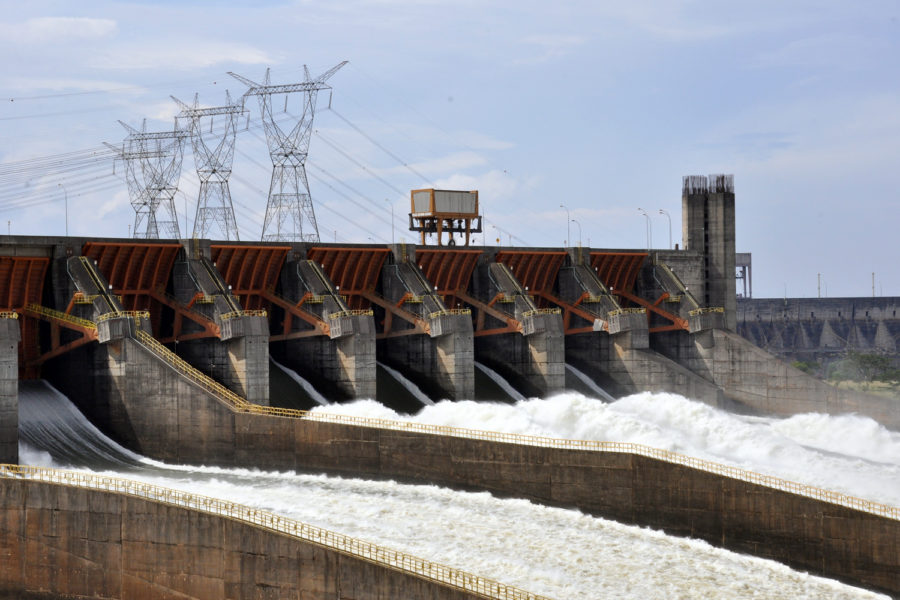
[470,259,565,397]
[0,315,19,465]
[682,174,736,330]
[378,245,474,400]
[173,241,269,405]
[272,257,376,400]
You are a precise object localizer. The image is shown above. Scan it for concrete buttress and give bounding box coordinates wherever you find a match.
[172,254,269,406]
[271,259,376,400]
[378,246,474,400]
[471,261,564,397]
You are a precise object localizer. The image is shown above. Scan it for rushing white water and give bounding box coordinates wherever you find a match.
[564,363,616,402]
[15,383,891,599]
[475,361,525,401]
[312,391,900,508]
[270,358,330,406]
[377,361,435,406]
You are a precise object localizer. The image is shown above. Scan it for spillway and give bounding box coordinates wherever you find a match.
[16,381,888,599]
[312,390,900,508]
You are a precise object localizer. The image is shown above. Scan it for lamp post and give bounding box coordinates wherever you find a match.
[386,198,394,244]
[637,208,651,251]
[571,218,582,246]
[559,204,570,246]
[658,209,672,249]
[57,183,68,236]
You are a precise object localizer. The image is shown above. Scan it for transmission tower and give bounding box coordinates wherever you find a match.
[172,91,244,240]
[106,120,187,239]
[229,61,347,242]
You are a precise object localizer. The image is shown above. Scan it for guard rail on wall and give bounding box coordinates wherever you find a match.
[96,310,151,323]
[133,329,251,411]
[429,308,472,319]
[689,307,725,316]
[0,464,551,600]
[328,309,374,320]
[24,303,96,330]
[607,307,645,317]
[220,309,268,321]
[521,308,561,318]
[132,322,899,522]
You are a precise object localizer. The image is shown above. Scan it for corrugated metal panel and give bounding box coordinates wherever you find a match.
[434,190,477,215]
[412,190,432,214]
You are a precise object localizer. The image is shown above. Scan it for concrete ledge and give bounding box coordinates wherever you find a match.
[0,477,492,600]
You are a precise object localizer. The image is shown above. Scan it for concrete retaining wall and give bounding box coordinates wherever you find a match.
[654,328,900,430]
[42,338,899,595]
[0,479,482,600]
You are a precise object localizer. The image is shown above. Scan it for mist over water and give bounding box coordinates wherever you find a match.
[16,382,892,599]
[312,391,900,507]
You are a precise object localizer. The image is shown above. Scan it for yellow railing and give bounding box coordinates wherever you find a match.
[130,324,899,522]
[521,308,562,318]
[608,308,646,317]
[96,310,150,323]
[0,464,552,600]
[24,303,96,330]
[580,295,607,304]
[133,329,251,411]
[689,307,725,316]
[0,311,18,320]
[220,309,268,321]
[328,309,374,320]
[429,308,472,319]
[203,402,900,522]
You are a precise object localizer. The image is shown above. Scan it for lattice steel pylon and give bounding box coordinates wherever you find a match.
[229,61,347,242]
[172,91,244,240]
[106,120,187,239]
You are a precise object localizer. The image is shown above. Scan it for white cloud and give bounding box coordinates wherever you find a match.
[0,17,117,44]
[516,34,587,64]
[91,41,277,71]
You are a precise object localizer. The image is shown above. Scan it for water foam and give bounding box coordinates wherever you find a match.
[16,382,892,598]
[312,391,900,507]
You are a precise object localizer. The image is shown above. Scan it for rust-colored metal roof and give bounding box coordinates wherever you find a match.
[82,242,181,333]
[590,252,647,295]
[0,256,48,310]
[307,247,389,310]
[210,245,290,311]
[416,249,481,292]
[495,251,566,295]
[0,256,49,379]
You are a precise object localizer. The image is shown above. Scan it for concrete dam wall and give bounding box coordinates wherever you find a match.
[0,471,510,600]
[1,177,898,597]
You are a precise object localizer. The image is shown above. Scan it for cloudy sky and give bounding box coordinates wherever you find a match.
[1,1,898,298]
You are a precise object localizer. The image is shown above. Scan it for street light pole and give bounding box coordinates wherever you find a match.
[386,198,394,244]
[637,208,651,251]
[559,204,570,246]
[571,219,582,246]
[658,209,672,249]
[57,183,68,236]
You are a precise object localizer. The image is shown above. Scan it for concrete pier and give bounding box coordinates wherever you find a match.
[271,257,376,400]
[378,246,474,400]
[0,317,18,465]
[470,261,564,397]
[173,254,269,405]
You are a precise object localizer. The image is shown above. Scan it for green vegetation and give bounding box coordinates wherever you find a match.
[825,352,900,399]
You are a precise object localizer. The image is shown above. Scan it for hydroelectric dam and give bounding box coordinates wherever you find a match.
[1,177,898,598]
